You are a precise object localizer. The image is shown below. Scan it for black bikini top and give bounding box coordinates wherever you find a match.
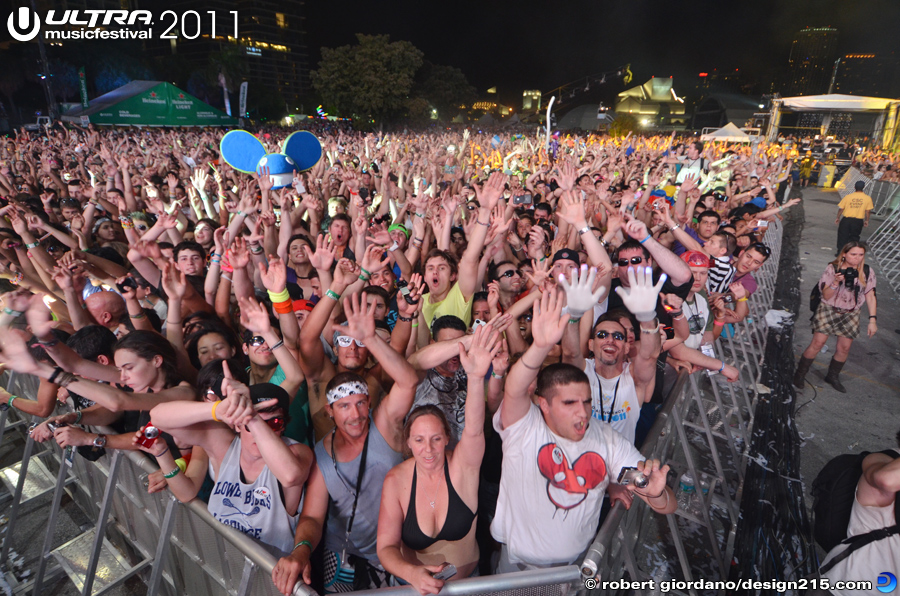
[400,459,476,551]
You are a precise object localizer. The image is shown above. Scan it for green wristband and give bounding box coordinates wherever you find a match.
[325,289,341,301]
[163,466,180,479]
[292,540,312,552]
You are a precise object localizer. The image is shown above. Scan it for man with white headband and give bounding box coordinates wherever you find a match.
[273,293,418,594]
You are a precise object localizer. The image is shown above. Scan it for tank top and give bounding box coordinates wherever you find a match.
[401,459,477,551]
[316,416,403,564]
[584,360,640,445]
[207,436,300,556]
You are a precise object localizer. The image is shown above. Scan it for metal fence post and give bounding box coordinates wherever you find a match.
[81,450,122,596]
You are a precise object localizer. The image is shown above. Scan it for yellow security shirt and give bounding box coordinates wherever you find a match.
[838,191,873,219]
[422,281,472,331]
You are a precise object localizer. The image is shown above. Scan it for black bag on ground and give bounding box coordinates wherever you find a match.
[811,449,899,553]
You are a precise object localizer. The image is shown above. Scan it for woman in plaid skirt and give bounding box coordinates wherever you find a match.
[793,242,878,392]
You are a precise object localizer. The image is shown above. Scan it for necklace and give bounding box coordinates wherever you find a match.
[419,466,442,509]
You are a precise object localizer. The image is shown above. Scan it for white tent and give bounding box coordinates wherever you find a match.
[700,122,752,143]
[779,94,895,112]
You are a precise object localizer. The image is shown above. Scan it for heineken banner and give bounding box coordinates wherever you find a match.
[78,67,89,108]
[239,81,248,117]
[62,80,237,127]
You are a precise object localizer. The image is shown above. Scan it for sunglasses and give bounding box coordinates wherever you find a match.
[749,243,771,257]
[617,256,645,267]
[499,269,520,279]
[335,335,365,348]
[595,330,626,341]
[520,314,532,323]
[245,416,285,433]
[249,335,266,347]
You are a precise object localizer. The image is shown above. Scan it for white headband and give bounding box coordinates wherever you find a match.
[326,381,369,405]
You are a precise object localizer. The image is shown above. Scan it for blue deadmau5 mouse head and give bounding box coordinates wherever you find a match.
[219,130,323,189]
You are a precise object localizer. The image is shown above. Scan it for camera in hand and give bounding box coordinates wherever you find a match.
[137,424,160,449]
[839,268,858,285]
[116,277,138,293]
[48,421,68,432]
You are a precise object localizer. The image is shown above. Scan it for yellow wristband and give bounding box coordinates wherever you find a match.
[211,400,221,422]
[737,297,748,302]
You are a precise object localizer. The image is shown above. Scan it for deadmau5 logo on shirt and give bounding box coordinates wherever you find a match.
[537,444,607,510]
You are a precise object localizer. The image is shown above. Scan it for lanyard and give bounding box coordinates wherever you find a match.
[602,378,621,423]
[330,426,369,556]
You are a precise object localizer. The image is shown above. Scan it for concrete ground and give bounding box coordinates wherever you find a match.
[790,185,900,514]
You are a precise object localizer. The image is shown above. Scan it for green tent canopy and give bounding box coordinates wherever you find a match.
[62,81,237,127]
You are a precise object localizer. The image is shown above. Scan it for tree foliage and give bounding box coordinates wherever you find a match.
[49,60,79,102]
[311,34,423,122]
[414,62,476,121]
[608,113,638,137]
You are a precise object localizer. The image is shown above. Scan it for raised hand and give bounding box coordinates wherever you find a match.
[615,266,666,322]
[256,165,274,193]
[396,273,424,318]
[557,191,587,227]
[622,215,650,242]
[458,324,501,378]
[25,294,54,338]
[558,264,607,320]
[342,291,376,343]
[332,258,360,288]
[305,234,336,272]
[472,171,508,210]
[239,296,273,335]
[258,255,287,292]
[229,236,251,269]
[161,261,188,299]
[531,288,570,349]
[360,244,390,275]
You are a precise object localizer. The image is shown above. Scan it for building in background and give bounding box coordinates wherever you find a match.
[145,0,309,113]
[615,77,687,129]
[830,54,900,97]
[522,90,541,111]
[786,27,838,96]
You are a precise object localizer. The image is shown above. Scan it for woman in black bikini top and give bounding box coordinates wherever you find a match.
[376,325,501,594]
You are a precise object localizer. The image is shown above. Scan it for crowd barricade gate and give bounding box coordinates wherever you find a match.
[867,204,900,296]
[834,167,871,199]
[869,179,900,216]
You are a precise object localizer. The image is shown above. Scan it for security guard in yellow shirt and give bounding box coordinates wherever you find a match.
[835,180,874,255]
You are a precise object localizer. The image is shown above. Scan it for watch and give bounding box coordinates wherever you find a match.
[92,434,107,448]
[578,226,591,235]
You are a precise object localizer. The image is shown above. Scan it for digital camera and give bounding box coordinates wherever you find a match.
[839,268,858,285]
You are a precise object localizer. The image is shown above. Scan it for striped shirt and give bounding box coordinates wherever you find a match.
[707,256,735,294]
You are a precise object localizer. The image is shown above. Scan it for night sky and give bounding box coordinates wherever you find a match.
[303,0,900,104]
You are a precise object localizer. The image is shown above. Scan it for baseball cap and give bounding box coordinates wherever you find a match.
[748,196,767,210]
[681,251,710,268]
[551,248,580,265]
[249,383,290,415]
[293,299,314,312]
[388,223,410,238]
[854,181,865,191]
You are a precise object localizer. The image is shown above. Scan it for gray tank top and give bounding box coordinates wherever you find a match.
[316,416,403,564]
[207,436,300,556]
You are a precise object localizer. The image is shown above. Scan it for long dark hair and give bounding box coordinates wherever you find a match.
[114,330,181,388]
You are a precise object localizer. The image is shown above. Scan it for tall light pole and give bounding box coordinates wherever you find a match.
[32,0,57,118]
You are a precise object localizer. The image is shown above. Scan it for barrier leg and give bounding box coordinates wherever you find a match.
[81,450,122,596]
[31,447,75,595]
[147,495,178,596]
[0,418,40,563]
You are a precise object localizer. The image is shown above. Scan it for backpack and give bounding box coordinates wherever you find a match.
[809,264,870,321]
[811,449,900,571]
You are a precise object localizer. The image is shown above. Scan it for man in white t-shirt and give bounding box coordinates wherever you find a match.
[491,271,676,572]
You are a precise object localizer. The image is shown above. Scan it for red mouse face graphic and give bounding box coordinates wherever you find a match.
[537,444,607,509]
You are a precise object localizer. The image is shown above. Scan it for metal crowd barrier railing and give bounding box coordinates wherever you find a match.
[867,202,900,296]
[835,166,900,216]
[1,219,785,596]
[0,391,315,596]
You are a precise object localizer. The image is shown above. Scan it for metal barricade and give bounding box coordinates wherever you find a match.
[867,204,900,296]
[833,167,871,199]
[869,179,900,216]
[0,411,315,596]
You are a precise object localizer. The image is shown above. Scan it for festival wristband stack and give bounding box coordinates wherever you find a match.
[268,288,293,314]
[359,267,371,282]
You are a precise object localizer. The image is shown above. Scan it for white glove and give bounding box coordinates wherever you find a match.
[558,264,607,320]
[615,266,667,322]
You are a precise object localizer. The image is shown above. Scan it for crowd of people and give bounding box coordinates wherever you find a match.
[0,122,813,594]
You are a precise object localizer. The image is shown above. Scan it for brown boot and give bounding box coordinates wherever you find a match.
[823,358,847,393]
[792,356,815,389]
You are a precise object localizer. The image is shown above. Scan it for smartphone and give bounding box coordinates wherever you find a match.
[513,193,532,205]
[116,277,138,293]
[617,466,649,488]
[433,565,457,581]
[396,280,418,305]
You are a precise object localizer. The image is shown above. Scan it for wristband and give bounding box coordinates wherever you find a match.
[293,540,312,553]
[388,242,399,252]
[578,226,591,235]
[129,312,146,319]
[270,339,285,351]
[360,267,372,278]
[638,235,651,244]
[10,272,23,286]
[3,307,23,317]
[358,274,370,282]
[211,400,221,422]
[163,466,180,479]
[325,289,341,301]
[714,319,725,326]
[74,410,83,425]
[273,300,293,315]
[411,322,419,328]
[869,316,877,320]
[490,370,504,379]
[737,297,748,302]
[670,223,680,231]
[267,288,291,303]
[718,361,726,373]
[25,241,39,249]
[49,366,64,385]
[475,219,490,227]
[155,446,170,459]
[568,317,581,324]
[6,395,16,409]
[669,310,683,317]
[520,357,542,370]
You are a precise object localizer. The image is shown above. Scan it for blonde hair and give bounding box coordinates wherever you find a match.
[830,242,867,286]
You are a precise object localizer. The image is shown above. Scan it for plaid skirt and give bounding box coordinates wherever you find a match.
[812,302,860,339]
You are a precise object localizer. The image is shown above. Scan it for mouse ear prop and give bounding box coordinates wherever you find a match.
[282,131,323,173]
[219,130,267,174]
